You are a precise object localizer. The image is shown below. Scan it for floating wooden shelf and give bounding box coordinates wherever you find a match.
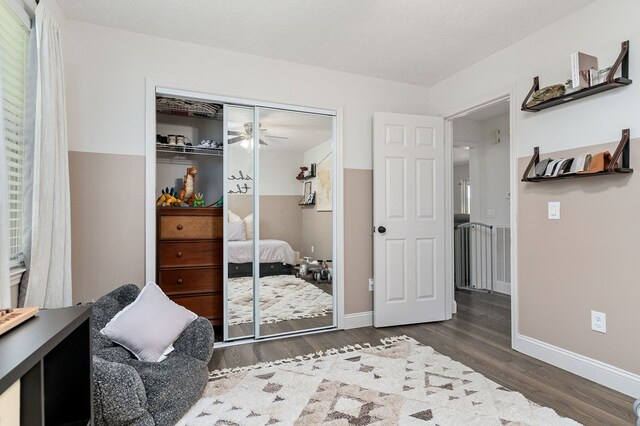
[522,129,633,182]
[299,192,316,206]
[522,41,631,112]
[297,174,316,181]
[296,163,317,181]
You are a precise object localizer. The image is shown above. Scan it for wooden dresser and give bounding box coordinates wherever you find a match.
[157,207,223,325]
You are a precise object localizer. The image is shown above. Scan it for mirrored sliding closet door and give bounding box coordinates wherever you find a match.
[224,105,256,340]
[257,108,335,337]
[224,105,336,341]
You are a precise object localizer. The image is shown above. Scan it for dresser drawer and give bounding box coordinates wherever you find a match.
[158,241,222,267]
[159,215,222,240]
[170,294,222,323]
[158,267,222,295]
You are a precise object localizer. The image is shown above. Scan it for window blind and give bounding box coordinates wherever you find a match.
[0,0,28,263]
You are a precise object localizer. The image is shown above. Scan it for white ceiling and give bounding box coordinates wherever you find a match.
[57,0,596,87]
[463,100,510,121]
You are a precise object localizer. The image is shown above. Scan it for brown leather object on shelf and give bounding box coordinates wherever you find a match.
[525,84,566,108]
[578,151,613,174]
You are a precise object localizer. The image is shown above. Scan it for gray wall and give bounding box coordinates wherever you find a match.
[518,138,640,375]
[69,152,373,315]
[453,163,469,214]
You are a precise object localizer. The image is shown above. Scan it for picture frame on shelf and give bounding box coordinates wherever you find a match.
[306,192,315,204]
[303,181,312,200]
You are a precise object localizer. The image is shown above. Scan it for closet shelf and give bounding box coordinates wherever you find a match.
[156,96,223,120]
[156,143,223,157]
[521,129,633,182]
[521,41,631,112]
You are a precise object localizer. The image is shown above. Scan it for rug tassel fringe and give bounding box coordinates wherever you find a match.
[208,335,409,380]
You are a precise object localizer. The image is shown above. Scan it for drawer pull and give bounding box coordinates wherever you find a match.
[177,278,183,285]
[176,251,183,258]
[177,224,183,230]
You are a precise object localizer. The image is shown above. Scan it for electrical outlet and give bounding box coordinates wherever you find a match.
[487,208,495,218]
[591,310,606,333]
[311,245,314,253]
[548,201,560,220]
[368,278,374,292]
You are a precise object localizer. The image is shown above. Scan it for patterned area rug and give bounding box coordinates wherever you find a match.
[228,274,333,326]
[178,336,579,425]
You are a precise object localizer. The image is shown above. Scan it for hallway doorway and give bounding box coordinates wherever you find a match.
[450,99,512,296]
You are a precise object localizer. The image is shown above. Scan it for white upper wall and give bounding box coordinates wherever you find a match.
[259,150,303,196]
[62,19,430,170]
[452,118,482,146]
[429,0,640,157]
[477,114,510,226]
[452,115,510,225]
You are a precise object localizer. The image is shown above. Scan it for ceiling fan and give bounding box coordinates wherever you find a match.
[227,122,288,146]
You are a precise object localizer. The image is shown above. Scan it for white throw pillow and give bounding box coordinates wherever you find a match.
[100,282,197,362]
[243,213,254,240]
[228,209,242,223]
[228,221,247,241]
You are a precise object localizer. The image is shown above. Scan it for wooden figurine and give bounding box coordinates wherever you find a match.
[178,166,198,205]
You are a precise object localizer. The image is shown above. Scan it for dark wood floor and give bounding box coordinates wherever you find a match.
[210,290,635,425]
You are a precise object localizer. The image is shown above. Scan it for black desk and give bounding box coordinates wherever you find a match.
[0,306,93,425]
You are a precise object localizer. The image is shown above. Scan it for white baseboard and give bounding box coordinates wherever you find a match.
[344,311,373,330]
[514,334,640,398]
[493,281,511,295]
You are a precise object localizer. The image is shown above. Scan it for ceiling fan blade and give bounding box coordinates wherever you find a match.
[266,135,289,139]
[228,131,243,136]
[259,139,268,146]
[228,136,245,144]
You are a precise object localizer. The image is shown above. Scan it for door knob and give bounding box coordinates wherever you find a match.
[377,226,386,234]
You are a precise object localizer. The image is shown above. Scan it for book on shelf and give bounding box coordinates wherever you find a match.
[570,51,598,89]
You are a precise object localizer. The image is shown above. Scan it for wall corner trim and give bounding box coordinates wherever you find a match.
[514,334,640,398]
[344,311,373,330]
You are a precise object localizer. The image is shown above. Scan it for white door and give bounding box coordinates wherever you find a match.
[373,112,446,327]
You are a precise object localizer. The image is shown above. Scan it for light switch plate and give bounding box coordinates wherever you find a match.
[548,201,560,220]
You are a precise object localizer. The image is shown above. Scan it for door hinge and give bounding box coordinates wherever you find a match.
[368,278,374,292]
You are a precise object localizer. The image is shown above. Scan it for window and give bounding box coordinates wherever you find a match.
[0,0,29,267]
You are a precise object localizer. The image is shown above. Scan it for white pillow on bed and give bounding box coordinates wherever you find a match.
[228,209,242,223]
[228,221,247,241]
[243,213,253,240]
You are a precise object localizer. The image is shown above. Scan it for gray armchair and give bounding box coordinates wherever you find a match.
[92,284,214,426]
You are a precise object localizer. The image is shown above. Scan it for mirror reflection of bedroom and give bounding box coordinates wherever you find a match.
[226,107,335,340]
[154,92,335,344]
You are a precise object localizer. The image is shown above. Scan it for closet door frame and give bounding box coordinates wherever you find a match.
[144,79,346,342]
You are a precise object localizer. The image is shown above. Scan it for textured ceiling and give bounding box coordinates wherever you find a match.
[58,0,596,87]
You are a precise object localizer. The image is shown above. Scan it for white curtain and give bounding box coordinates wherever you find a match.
[20,1,71,308]
[0,52,11,308]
